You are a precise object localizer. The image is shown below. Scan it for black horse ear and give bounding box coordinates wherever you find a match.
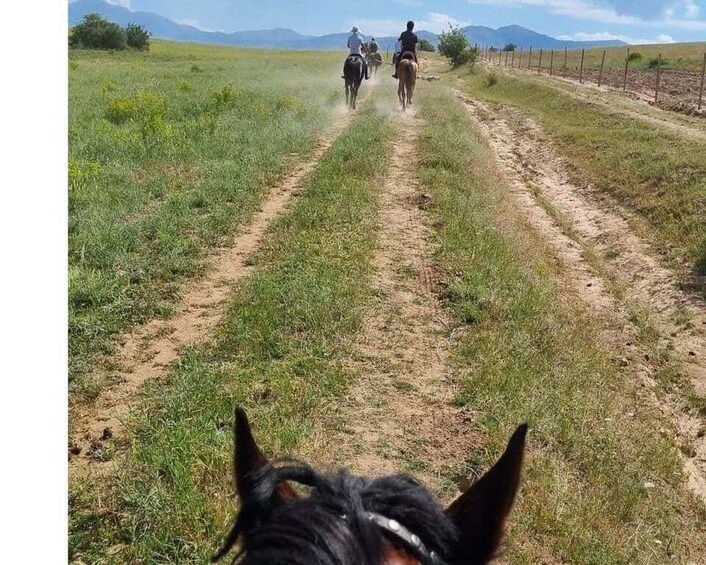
[445,424,527,564]
[234,407,297,501]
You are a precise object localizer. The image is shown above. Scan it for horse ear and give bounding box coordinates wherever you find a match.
[234,407,297,501]
[445,424,527,564]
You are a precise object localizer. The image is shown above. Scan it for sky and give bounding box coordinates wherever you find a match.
[102,0,706,44]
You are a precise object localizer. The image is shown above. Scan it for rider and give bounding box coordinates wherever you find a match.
[369,37,379,54]
[392,20,418,79]
[343,26,369,80]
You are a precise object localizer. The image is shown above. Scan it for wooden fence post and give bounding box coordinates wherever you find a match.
[499,49,503,65]
[598,49,606,87]
[699,53,706,110]
[519,47,523,69]
[505,49,509,66]
[511,48,515,68]
[549,50,554,76]
[563,46,568,77]
[538,49,543,74]
[623,47,630,92]
[528,46,533,70]
[579,48,585,83]
[654,52,662,104]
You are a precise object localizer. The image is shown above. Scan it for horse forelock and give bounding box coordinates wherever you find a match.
[227,463,457,565]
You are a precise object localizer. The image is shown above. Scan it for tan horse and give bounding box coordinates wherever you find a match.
[397,53,418,111]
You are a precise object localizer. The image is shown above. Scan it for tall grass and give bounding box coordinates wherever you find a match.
[69,99,394,563]
[417,85,706,564]
[69,42,343,381]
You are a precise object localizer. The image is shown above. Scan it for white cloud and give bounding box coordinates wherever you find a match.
[684,0,701,18]
[557,31,678,44]
[105,0,131,8]
[466,0,706,29]
[353,12,469,36]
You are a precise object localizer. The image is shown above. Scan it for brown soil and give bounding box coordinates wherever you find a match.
[456,91,706,505]
[302,106,475,501]
[68,107,356,479]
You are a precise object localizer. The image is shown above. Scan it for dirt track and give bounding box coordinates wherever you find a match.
[68,105,358,477]
[303,106,473,499]
[456,91,706,503]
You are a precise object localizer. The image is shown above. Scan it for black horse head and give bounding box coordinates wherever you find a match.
[214,408,527,564]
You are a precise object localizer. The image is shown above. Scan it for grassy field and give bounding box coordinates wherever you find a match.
[69,93,394,563]
[69,41,342,382]
[417,85,706,564]
[450,65,706,282]
[68,39,706,565]
[507,41,706,72]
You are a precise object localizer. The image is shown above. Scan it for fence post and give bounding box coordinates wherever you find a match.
[563,46,568,77]
[550,49,554,76]
[511,48,515,68]
[623,47,630,92]
[538,49,543,74]
[579,48,585,83]
[598,49,606,87]
[654,53,662,104]
[519,47,523,69]
[528,46,533,70]
[505,49,509,66]
[699,53,706,110]
[499,49,502,65]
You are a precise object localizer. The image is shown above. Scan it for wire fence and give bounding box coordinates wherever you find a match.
[477,44,706,115]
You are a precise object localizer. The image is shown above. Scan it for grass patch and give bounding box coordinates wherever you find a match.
[69,41,345,382]
[417,85,706,564]
[69,98,394,563]
[457,67,706,286]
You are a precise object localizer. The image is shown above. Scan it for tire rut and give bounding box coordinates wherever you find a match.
[456,91,706,504]
[302,107,474,499]
[69,106,358,478]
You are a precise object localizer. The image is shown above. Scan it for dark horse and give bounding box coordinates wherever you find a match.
[214,408,527,565]
[343,55,365,110]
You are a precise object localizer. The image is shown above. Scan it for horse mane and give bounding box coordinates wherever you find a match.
[401,51,416,61]
[215,460,457,565]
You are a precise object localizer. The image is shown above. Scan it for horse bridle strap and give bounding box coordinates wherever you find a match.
[343,512,447,565]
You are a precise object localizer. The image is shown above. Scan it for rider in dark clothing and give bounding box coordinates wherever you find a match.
[392,21,418,79]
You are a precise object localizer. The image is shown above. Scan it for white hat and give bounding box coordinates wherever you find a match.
[351,26,360,32]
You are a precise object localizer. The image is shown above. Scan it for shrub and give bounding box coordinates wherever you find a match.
[105,92,166,127]
[438,26,478,68]
[126,23,150,51]
[626,52,642,63]
[647,57,665,68]
[418,39,435,52]
[69,14,126,50]
[485,72,498,87]
[503,43,517,52]
[191,64,204,73]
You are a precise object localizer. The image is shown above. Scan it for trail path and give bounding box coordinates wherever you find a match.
[456,91,706,503]
[500,67,706,142]
[69,107,356,477]
[303,106,473,499]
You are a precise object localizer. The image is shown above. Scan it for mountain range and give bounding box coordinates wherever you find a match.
[68,0,627,50]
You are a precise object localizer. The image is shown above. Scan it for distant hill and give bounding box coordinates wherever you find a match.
[461,24,626,50]
[68,0,626,50]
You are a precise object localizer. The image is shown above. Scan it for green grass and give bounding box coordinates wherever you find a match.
[69,41,344,381]
[68,96,394,563]
[417,85,706,564]
[456,66,706,282]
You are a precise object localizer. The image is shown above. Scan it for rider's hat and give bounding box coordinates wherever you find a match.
[351,26,360,32]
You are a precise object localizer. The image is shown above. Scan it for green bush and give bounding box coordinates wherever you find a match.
[126,23,151,51]
[626,52,642,63]
[69,14,126,50]
[419,38,435,52]
[438,26,479,68]
[485,72,498,87]
[503,43,517,52]
[647,57,665,68]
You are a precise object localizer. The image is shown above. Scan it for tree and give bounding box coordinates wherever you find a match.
[418,38,435,52]
[69,13,126,50]
[126,23,151,50]
[503,43,517,52]
[438,25,478,68]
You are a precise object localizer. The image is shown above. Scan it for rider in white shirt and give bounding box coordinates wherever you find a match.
[343,26,369,80]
